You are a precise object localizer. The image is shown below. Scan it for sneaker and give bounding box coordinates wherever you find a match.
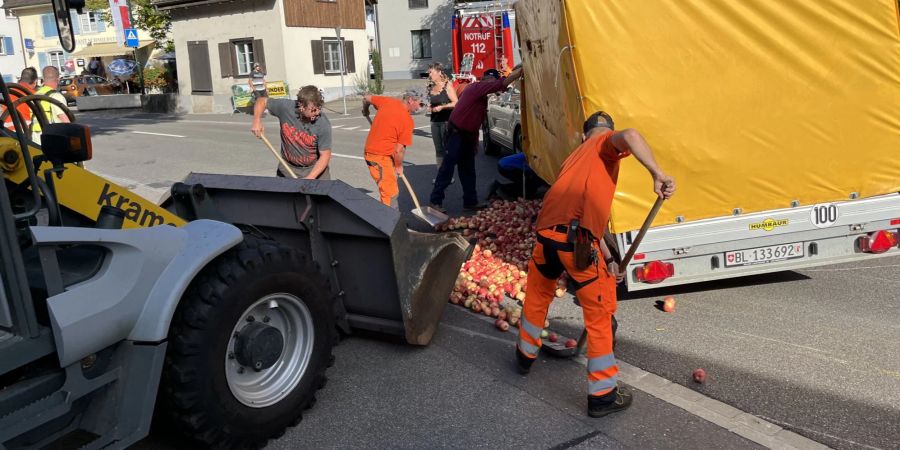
[429,203,446,213]
[587,388,633,418]
[515,348,535,375]
[463,202,488,211]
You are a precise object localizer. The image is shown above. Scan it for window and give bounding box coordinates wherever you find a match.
[234,40,254,75]
[323,39,342,74]
[311,38,355,76]
[411,30,431,59]
[49,51,65,71]
[79,11,102,33]
[409,0,428,9]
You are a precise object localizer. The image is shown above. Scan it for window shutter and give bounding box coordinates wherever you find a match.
[96,13,106,32]
[41,14,58,38]
[70,12,80,35]
[253,39,266,70]
[3,37,13,56]
[188,41,213,93]
[311,40,324,75]
[344,40,355,73]
[218,42,233,78]
[38,52,48,69]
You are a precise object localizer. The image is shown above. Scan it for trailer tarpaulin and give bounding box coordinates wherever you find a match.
[515,0,900,233]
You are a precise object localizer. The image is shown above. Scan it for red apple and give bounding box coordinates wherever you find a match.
[663,296,676,313]
[692,368,706,383]
[564,339,577,348]
[548,332,558,343]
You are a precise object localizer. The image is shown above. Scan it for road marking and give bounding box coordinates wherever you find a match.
[362,128,370,132]
[331,124,344,129]
[414,125,430,130]
[343,126,359,131]
[132,131,185,138]
[442,316,827,450]
[758,416,878,450]
[331,153,365,161]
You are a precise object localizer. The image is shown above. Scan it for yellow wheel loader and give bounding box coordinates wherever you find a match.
[0,1,470,448]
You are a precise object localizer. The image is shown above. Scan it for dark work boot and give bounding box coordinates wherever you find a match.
[587,388,633,418]
[515,348,535,375]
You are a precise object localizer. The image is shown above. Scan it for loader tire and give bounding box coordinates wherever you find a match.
[160,236,335,449]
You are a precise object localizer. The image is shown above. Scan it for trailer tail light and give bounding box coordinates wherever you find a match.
[857,230,898,254]
[633,253,646,261]
[891,219,900,226]
[634,260,675,284]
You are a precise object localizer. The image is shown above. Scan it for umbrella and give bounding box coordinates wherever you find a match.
[107,59,139,76]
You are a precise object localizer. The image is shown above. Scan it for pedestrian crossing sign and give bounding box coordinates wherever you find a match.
[124,28,139,48]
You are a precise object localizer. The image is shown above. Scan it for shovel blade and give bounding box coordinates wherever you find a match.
[412,206,450,228]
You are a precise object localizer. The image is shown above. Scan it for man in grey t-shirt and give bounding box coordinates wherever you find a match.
[251,85,332,179]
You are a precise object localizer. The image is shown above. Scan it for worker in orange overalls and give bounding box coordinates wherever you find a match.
[515,111,676,417]
[361,90,425,207]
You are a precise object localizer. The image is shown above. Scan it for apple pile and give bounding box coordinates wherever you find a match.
[443,199,572,331]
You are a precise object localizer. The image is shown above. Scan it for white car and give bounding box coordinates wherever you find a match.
[483,85,522,155]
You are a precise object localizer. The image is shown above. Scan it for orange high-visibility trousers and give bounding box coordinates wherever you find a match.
[517,227,619,397]
[365,153,399,207]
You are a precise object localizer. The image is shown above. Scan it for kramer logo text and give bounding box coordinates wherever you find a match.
[749,218,789,232]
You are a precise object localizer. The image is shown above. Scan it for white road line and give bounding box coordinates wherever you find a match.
[343,126,359,131]
[362,128,370,132]
[331,153,365,161]
[442,317,827,450]
[331,124,344,128]
[132,131,185,138]
[414,125,431,130]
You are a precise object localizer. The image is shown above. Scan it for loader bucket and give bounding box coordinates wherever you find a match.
[163,174,472,346]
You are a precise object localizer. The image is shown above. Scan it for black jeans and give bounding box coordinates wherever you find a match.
[430,123,478,206]
[497,166,545,199]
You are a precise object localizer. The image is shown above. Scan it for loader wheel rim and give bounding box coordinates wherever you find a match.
[225,293,314,408]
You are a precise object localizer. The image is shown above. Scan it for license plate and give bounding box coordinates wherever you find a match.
[725,242,805,267]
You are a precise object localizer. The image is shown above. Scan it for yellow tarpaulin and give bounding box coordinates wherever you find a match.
[515,0,900,233]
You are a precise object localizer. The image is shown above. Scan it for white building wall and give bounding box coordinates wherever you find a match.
[375,0,454,80]
[0,8,25,82]
[172,0,286,113]
[279,25,369,103]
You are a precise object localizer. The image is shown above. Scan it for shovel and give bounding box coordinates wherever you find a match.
[399,172,449,228]
[542,195,667,358]
[259,135,298,179]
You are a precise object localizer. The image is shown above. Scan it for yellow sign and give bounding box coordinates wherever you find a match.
[232,81,290,108]
[749,218,789,232]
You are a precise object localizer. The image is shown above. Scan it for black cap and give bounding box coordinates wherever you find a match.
[583,111,615,134]
[481,69,501,80]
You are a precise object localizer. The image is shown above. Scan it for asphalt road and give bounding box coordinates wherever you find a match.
[76,107,899,449]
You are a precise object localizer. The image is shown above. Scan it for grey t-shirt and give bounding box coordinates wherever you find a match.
[251,71,266,91]
[267,98,332,167]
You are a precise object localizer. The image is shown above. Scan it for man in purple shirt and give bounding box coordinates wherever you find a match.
[429,66,524,211]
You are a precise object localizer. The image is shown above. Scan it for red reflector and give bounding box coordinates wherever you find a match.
[634,260,675,284]
[859,230,898,254]
[633,253,646,261]
[891,219,900,226]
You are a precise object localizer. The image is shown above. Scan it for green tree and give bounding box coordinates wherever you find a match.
[85,0,173,51]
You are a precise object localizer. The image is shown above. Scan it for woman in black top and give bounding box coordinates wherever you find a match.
[427,64,458,177]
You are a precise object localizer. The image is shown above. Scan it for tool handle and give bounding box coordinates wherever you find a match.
[399,173,423,211]
[619,195,666,269]
[260,135,298,179]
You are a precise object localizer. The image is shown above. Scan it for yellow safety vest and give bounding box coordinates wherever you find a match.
[32,85,60,134]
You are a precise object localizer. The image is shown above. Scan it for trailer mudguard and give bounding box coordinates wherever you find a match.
[31,220,241,367]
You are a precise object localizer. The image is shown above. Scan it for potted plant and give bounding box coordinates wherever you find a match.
[143,66,167,94]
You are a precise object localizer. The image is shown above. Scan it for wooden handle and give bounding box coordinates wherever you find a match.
[399,173,422,211]
[619,196,665,269]
[260,135,298,179]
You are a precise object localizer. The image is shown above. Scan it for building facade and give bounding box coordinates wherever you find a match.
[0,6,24,82]
[375,0,455,80]
[156,0,369,114]
[3,0,154,81]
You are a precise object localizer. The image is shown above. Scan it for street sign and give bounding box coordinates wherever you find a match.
[124,28,139,48]
[24,38,33,50]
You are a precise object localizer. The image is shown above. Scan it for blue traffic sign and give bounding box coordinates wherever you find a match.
[124,28,139,48]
